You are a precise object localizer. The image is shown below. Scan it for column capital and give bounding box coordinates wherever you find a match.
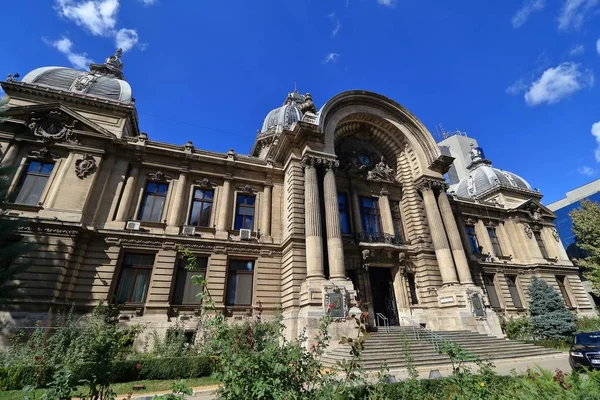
[300,154,338,171]
[414,177,447,194]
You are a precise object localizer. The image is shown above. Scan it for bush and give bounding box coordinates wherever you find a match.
[528,277,577,340]
[500,316,532,340]
[577,316,600,332]
[0,357,213,390]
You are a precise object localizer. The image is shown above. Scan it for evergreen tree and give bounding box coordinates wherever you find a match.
[528,276,576,340]
[570,199,600,295]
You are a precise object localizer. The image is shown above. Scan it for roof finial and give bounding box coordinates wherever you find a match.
[294,81,297,93]
[88,48,125,79]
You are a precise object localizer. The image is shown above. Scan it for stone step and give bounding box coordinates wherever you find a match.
[328,346,555,360]
[329,342,546,356]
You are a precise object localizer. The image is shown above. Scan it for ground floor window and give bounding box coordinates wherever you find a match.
[226,260,254,306]
[556,275,573,308]
[407,273,419,305]
[483,274,501,309]
[115,253,155,303]
[172,257,208,305]
[505,275,523,309]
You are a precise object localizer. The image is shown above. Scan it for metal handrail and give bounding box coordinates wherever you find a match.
[398,316,450,352]
[375,313,390,333]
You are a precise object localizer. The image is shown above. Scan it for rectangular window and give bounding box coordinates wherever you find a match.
[483,274,501,309]
[338,193,351,234]
[407,273,419,305]
[505,275,523,309]
[466,225,480,254]
[487,227,503,257]
[534,231,549,258]
[391,201,404,239]
[189,188,214,227]
[226,260,254,306]
[359,197,382,234]
[172,257,207,305]
[115,253,155,303]
[234,194,255,230]
[556,276,573,308]
[138,182,169,222]
[13,161,54,205]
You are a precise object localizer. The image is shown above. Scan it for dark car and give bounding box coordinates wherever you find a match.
[569,332,600,370]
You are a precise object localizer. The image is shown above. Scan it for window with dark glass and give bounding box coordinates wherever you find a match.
[359,197,382,234]
[226,260,254,306]
[234,194,255,230]
[115,253,155,303]
[189,189,214,227]
[534,231,549,258]
[556,276,573,308]
[505,275,523,309]
[338,193,351,234]
[487,227,503,257]
[466,225,480,254]
[483,274,501,309]
[391,201,404,239]
[138,182,169,222]
[13,161,54,205]
[172,257,207,305]
[407,273,419,305]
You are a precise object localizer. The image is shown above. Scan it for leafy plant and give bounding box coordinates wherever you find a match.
[500,316,532,340]
[153,380,193,400]
[570,199,600,296]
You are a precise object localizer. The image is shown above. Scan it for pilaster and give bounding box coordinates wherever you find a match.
[323,160,345,281]
[115,163,140,222]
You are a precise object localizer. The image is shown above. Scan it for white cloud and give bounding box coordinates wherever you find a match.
[47,37,93,70]
[569,44,585,56]
[558,0,599,30]
[377,0,396,6]
[55,0,119,36]
[329,12,341,37]
[512,0,545,28]
[323,52,340,64]
[506,78,528,95]
[578,166,598,176]
[137,0,157,4]
[524,62,594,106]
[597,39,600,54]
[593,122,600,162]
[115,28,138,52]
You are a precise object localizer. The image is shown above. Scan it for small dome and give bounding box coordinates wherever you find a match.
[21,49,132,104]
[260,90,315,134]
[454,145,532,198]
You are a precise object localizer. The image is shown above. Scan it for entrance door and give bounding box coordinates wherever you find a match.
[369,267,398,326]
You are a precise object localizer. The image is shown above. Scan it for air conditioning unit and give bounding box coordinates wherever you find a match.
[125,220,141,231]
[239,229,252,240]
[181,225,196,236]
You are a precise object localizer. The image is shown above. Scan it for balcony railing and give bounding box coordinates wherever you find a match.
[356,231,405,246]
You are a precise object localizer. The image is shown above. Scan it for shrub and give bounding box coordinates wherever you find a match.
[528,277,577,340]
[500,316,532,340]
[577,316,600,332]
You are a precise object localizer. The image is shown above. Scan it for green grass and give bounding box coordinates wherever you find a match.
[0,375,220,400]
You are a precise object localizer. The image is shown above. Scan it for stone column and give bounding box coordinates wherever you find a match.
[323,161,345,280]
[496,222,516,259]
[437,191,473,285]
[260,183,272,237]
[216,175,233,232]
[115,163,140,222]
[167,171,188,227]
[1,142,19,166]
[302,155,324,279]
[45,152,75,208]
[378,190,395,235]
[350,186,363,234]
[417,179,459,286]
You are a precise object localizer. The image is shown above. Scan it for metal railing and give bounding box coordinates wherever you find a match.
[398,316,450,352]
[375,313,390,333]
[356,232,406,245]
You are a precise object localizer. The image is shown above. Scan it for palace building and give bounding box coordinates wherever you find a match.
[0,50,594,345]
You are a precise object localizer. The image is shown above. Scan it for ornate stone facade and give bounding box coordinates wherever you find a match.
[0,53,594,347]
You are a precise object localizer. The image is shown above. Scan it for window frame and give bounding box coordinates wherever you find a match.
[225,259,255,307]
[234,193,256,231]
[483,273,502,309]
[556,275,574,308]
[188,188,215,227]
[505,275,524,309]
[114,252,156,304]
[534,231,549,259]
[359,196,383,234]
[171,256,208,306]
[338,193,352,235]
[465,224,480,254]
[487,226,503,257]
[138,181,169,222]
[11,160,56,206]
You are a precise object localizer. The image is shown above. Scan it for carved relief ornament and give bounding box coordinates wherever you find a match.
[523,223,533,239]
[237,184,257,194]
[415,178,447,193]
[28,147,59,160]
[195,177,216,188]
[74,154,97,179]
[300,154,337,171]
[148,170,173,182]
[551,227,560,242]
[28,110,79,144]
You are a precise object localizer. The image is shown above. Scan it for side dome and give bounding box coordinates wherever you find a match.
[454,145,532,198]
[21,49,132,104]
[259,90,317,134]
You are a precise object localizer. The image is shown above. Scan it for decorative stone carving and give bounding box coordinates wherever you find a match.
[6,73,19,82]
[29,147,59,160]
[523,223,533,239]
[195,178,216,188]
[551,227,560,242]
[415,178,447,193]
[183,141,194,154]
[28,110,79,144]
[300,92,317,114]
[237,184,256,194]
[300,154,336,170]
[74,154,97,179]
[136,133,148,145]
[366,156,395,183]
[226,148,236,160]
[323,286,349,319]
[70,73,98,93]
[148,170,172,182]
[464,218,476,226]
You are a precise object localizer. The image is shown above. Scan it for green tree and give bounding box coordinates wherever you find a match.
[570,199,600,295]
[528,276,576,340]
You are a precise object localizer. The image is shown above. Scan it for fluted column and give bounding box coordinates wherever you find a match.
[115,163,140,222]
[1,142,19,166]
[260,183,272,236]
[378,189,395,235]
[350,185,362,234]
[45,152,75,208]
[323,161,345,280]
[167,171,188,227]
[417,179,459,286]
[437,190,473,285]
[216,175,233,232]
[302,155,324,279]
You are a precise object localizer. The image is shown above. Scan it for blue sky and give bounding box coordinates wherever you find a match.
[1,0,600,204]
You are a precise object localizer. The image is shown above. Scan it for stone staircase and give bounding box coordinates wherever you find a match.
[322,326,560,370]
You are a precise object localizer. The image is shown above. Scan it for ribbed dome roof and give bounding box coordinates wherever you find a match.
[21,49,132,104]
[454,146,532,198]
[260,90,315,134]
